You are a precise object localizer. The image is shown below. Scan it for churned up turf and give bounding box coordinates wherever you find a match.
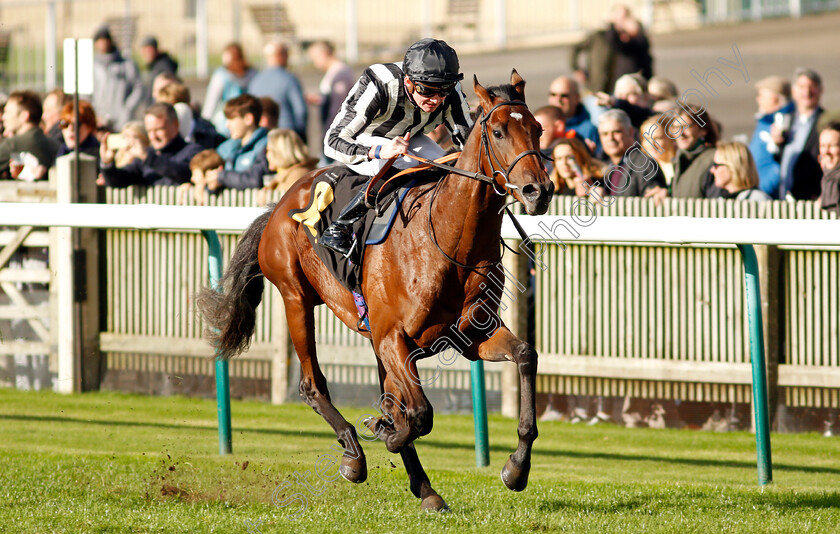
[1,388,839,533]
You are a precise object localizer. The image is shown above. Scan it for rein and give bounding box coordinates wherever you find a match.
[425,99,541,270]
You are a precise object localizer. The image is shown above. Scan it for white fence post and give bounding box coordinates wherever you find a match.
[52,158,78,393]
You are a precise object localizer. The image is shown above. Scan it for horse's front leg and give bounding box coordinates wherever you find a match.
[472,326,537,492]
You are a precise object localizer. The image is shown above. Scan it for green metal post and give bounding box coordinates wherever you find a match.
[202,230,232,455]
[470,360,490,467]
[737,244,772,485]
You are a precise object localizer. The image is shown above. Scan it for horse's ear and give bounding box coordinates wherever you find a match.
[473,74,491,106]
[510,69,526,101]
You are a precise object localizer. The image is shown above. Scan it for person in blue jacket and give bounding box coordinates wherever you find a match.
[748,75,794,198]
[204,94,269,191]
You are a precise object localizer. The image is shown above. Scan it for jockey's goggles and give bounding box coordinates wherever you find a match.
[413,80,456,98]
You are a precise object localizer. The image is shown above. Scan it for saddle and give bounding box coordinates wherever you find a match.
[289,164,441,294]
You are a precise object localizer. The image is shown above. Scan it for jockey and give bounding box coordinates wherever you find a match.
[320,38,474,256]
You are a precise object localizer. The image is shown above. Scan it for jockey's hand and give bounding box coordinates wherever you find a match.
[371,132,411,160]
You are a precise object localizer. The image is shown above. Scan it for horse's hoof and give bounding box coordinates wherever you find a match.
[339,454,367,484]
[421,494,449,512]
[500,455,530,492]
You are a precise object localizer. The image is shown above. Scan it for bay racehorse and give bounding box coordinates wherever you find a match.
[197,70,553,511]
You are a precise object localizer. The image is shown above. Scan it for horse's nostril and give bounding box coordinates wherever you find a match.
[521,183,539,201]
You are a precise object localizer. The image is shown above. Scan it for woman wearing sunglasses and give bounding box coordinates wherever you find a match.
[321,38,473,255]
[710,141,771,202]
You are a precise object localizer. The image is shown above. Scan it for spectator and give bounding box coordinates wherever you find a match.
[670,105,719,199]
[607,5,653,81]
[639,114,676,186]
[156,81,224,150]
[818,123,840,215]
[110,122,149,169]
[99,102,202,187]
[598,108,664,197]
[92,25,145,131]
[258,128,320,204]
[41,88,69,144]
[711,141,771,201]
[248,40,309,143]
[596,73,655,128]
[151,71,180,103]
[258,97,280,130]
[0,90,59,181]
[533,105,566,173]
[204,94,269,191]
[139,36,178,104]
[56,100,100,161]
[178,149,225,205]
[155,82,192,138]
[775,68,824,200]
[201,42,257,136]
[648,76,678,111]
[569,22,616,94]
[218,94,268,172]
[749,75,794,198]
[549,136,605,197]
[548,76,599,153]
[305,40,355,149]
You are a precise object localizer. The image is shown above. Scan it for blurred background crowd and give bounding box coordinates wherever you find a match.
[1,3,838,215]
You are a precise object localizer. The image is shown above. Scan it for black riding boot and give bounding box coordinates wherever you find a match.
[319,188,370,256]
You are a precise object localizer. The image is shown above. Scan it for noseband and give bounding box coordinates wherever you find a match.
[478,100,545,195]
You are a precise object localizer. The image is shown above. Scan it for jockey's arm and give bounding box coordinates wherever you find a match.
[323,69,386,166]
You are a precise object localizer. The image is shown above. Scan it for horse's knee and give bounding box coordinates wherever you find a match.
[513,342,538,375]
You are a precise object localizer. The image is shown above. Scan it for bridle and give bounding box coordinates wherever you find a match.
[426,98,545,270]
[477,100,545,195]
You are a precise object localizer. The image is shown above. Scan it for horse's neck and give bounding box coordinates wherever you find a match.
[432,140,504,261]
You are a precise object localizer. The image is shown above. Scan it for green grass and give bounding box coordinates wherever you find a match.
[1,389,839,533]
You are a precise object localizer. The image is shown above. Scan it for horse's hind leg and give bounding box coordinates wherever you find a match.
[471,326,538,492]
[281,288,367,483]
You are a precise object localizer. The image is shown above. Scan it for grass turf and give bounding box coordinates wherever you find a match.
[1,388,839,533]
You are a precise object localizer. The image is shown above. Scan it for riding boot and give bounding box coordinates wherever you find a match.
[319,188,370,256]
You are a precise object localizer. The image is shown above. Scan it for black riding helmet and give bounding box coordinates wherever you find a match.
[403,38,464,85]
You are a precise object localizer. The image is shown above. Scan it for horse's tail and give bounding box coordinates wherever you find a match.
[196,206,273,360]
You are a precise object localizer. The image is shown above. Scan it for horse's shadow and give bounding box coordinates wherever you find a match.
[8,413,837,478]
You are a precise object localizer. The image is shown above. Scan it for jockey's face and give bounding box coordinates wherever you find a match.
[406,76,446,113]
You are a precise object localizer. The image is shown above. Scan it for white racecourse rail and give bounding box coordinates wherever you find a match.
[1,203,838,246]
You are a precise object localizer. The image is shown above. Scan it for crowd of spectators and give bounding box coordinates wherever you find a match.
[1,10,839,216]
[0,26,326,207]
[552,5,839,212]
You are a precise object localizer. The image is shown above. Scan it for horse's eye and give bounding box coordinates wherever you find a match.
[493,130,503,139]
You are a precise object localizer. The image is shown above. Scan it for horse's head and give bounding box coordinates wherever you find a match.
[473,70,554,215]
